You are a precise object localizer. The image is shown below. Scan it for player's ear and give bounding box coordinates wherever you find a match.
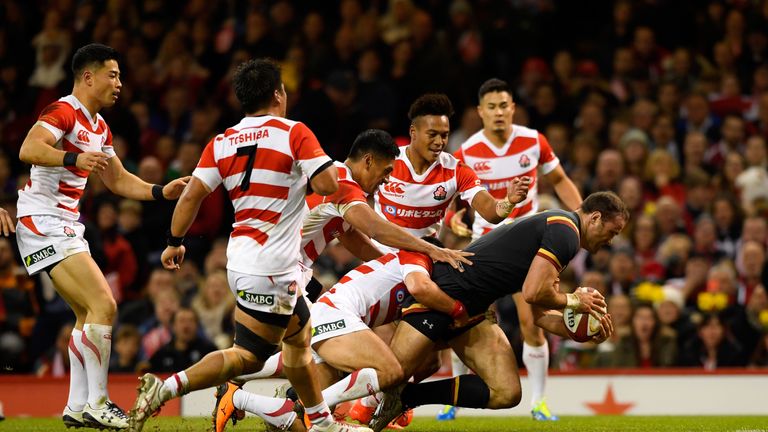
[590,211,602,225]
[409,123,416,140]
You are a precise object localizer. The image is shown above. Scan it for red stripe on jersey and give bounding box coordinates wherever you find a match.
[38,101,75,132]
[228,183,290,201]
[234,208,281,224]
[19,216,46,236]
[482,167,537,198]
[231,225,269,245]
[547,219,580,236]
[462,142,499,158]
[536,251,561,271]
[509,200,535,218]
[318,296,338,309]
[506,136,538,156]
[217,147,293,178]
[367,302,381,326]
[338,275,352,284]
[304,241,320,263]
[75,111,106,134]
[382,283,405,324]
[58,181,84,201]
[356,264,375,275]
[57,203,78,213]
[376,254,398,265]
[62,139,84,153]
[392,161,454,185]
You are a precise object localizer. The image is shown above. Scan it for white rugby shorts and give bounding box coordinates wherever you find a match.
[227,267,303,316]
[16,215,90,275]
[309,301,369,346]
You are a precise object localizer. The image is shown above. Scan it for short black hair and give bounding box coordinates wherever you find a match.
[420,236,445,249]
[348,129,400,161]
[71,43,119,79]
[478,78,511,103]
[581,191,630,222]
[233,59,283,114]
[408,94,454,122]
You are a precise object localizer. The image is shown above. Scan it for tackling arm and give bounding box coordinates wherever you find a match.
[405,271,468,324]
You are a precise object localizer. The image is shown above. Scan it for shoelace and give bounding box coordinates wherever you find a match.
[105,401,128,420]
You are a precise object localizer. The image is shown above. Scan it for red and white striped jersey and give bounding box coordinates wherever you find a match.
[374,147,484,242]
[455,126,559,238]
[17,95,115,221]
[193,115,332,276]
[317,251,431,328]
[300,161,367,267]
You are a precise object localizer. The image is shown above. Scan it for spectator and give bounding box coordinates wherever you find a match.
[593,303,677,368]
[148,307,216,372]
[190,271,235,350]
[140,287,181,360]
[110,325,142,373]
[0,237,38,371]
[679,313,747,368]
[656,286,696,353]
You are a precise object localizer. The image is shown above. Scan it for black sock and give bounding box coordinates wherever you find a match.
[286,386,298,402]
[305,277,324,302]
[400,375,491,409]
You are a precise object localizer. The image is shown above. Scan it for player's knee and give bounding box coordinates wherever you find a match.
[377,362,405,388]
[488,383,522,409]
[234,347,264,374]
[88,295,117,321]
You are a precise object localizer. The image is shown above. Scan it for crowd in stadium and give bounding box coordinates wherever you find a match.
[1,0,768,382]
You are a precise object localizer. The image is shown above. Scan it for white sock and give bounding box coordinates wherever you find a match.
[451,351,469,376]
[305,401,333,427]
[322,368,380,407]
[360,393,381,408]
[522,340,549,407]
[233,389,296,429]
[162,371,189,398]
[235,352,283,380]
[66,329,88,412]
[82,324,112,407]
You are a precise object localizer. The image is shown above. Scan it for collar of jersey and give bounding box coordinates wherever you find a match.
[401,145,440,182]
[479,126,518,157]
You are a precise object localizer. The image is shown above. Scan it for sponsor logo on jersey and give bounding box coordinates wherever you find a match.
[485,180,512,191]
[23,245,56,267]
[473,161,491,173]
[385,205,397,215]
[77,130,90,143]
[238,290,275,306]
[433,185,447,201]
[312,319,346,336]
[63,226,76,237]
[383,182,406,195]
[519,154,531,168]
[390,208,444,218]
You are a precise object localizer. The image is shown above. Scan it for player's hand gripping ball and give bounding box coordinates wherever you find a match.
[563,287,604,342]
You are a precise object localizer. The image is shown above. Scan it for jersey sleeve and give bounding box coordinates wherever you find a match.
[332,181,368,217]
[538,133,560,175]
[290,122,333,179]
[37,102,75,141]
[101,125,116,158]
[537,215,580,272]
[192,139,223,191]
[397,250,433,278]
[456,161,485,202]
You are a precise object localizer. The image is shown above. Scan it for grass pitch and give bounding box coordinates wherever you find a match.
[1,416,767,431]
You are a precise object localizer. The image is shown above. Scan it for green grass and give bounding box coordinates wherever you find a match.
[1,416,767,431]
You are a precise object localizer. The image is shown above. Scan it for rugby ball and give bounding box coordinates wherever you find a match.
[563,287,603,342]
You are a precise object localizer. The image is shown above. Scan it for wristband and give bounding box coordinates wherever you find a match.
[152,184,167,201]
[63,152,78,167]
[166,229,184,247]
[565,293,580,310]
[449,300,467,319]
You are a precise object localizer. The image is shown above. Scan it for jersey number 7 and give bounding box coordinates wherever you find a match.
[236,144,258,191]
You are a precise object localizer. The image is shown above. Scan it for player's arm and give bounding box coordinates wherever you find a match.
[544,165,582,210]
[404,271,469,326]
[522,257,606,318]
[19,124,109,171]
[100,155,189,201]
[469,176,531,224]
[309,163,338,196]
[343,204,473,270]
[160,177,211,269]
[530,303,570,338]
[338,227,384,262]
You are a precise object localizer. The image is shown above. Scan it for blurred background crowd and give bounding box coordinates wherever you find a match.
[1,0,768,376]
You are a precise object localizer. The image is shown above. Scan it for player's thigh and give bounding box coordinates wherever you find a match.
[314,328,401,374]
[448,320,521,403]
[372,322,397,345]
[50,252,114,313]
[387,320,436,378]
